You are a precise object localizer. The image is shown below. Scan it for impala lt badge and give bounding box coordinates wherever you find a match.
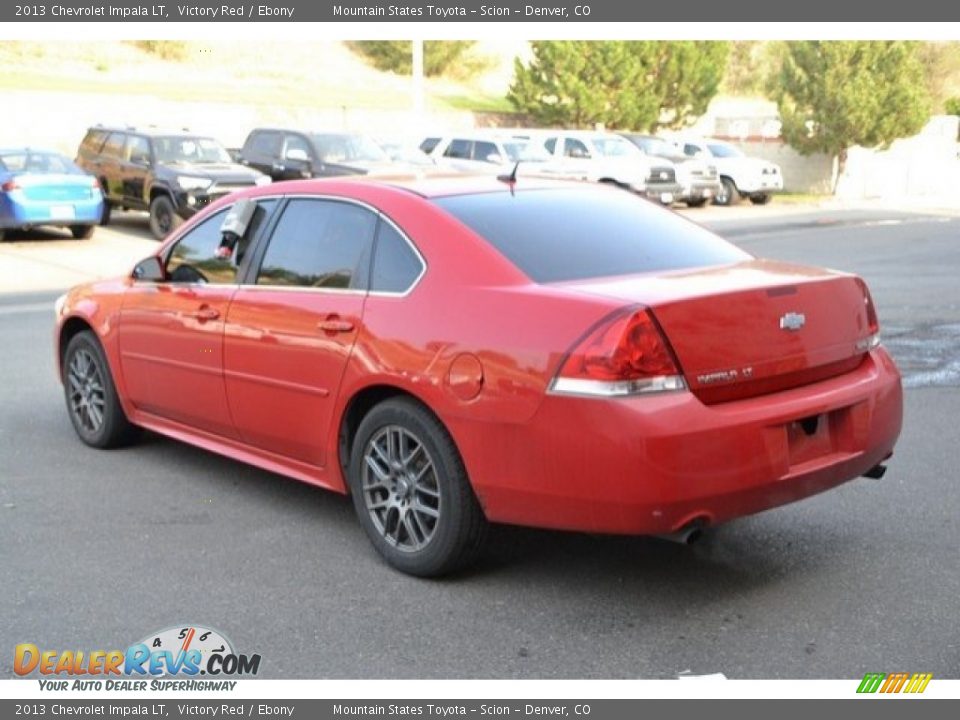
[780,312,806,331]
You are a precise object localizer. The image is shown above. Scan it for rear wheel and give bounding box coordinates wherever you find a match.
[148,195,181,240]
[714,177,739,206]
[348,397,487,577]
[70,224,95,240]
[686,198,709,208]
[62,331,139,449]
[750,193,772,205]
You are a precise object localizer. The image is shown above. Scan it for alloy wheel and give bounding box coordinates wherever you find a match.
[67,348,106,434]
[361,425,441,552]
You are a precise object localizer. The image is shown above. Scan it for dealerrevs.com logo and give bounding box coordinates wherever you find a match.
[15,625,261,691]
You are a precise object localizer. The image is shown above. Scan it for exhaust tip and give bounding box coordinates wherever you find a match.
[863,463,887,480]
[655,520,706,546]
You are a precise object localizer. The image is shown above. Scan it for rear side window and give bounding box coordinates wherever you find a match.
[245,131,282,157]
[434,188,750,284]
[543,137,557,154]
[101,133,126,159]
[81,129,108,154]
[256,199,376,289]
[444,139,471,160]
[370,220,423,293]
[473,141,500,163]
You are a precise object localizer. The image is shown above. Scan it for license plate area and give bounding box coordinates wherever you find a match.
[50,205,75,220]
[787,411,837,466]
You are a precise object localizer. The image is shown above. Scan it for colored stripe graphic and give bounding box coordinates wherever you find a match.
[857,672,932,694]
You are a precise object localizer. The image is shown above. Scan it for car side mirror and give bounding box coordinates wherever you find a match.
[285,148,310,163]
[132,256,164,282]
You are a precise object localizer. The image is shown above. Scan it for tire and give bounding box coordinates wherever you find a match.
[70,224,95,240]
[0,229,5,242]
[714,177,740,206]
[148,194,181,240]
[686,198,709,208]
[62,330,139,449]
[749,193,772,205]
[99,194,111,226]
[348,397,487,577]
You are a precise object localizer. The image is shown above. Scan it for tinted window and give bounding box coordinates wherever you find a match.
[102,133,126,159]
[82,129,108,153]
[543,137,557,154]
[283,134,312,158]
[257,199,376,289]
[683,144,701,157]
[420,137,441,154]
[563,138,590,158]
[124,135,150,163]
[165,210,235,284]
[434,188,750,284]
[153,136,231,164]
[444,139,472,160]
[474,141,500,163]
[371,220,423,293]
[247,131,282,156]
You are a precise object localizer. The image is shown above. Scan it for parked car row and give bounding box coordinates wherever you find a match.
[0,123,784,243]
[418,129,784,208]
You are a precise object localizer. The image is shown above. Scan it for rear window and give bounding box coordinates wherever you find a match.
[433,188,750,283]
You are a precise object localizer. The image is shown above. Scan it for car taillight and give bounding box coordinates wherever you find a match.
[855,278,881,352]
[549,307,687,397]
[1,180,19,192]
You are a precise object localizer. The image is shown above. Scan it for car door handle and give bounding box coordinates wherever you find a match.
[187,306,220,321]
[317,318,354,334]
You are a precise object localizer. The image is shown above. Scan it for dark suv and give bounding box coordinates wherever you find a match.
[238,128,400,181]
[76,126,269,239]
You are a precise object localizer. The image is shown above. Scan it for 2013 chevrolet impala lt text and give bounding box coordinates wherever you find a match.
[54,177,903,576]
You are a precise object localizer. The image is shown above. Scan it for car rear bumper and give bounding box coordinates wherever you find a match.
[456,347,902,535]
[0,194,102,228]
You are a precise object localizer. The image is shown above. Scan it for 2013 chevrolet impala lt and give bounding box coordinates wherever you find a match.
[54,177,903,576]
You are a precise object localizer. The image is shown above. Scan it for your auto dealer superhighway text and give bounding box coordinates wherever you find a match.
[46,4,295,18]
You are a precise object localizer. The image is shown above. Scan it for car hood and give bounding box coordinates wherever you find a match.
[165,162,266,183]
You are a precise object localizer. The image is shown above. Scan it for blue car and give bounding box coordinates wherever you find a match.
[0,148,103,241]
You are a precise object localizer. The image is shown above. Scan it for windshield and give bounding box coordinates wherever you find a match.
[590,136,638,158]
[310,134,389,163]
[502,141,550,162]
[0,152,83,174]
[154,137,232,164]
[706,143,744,158]
[632,136,675,156]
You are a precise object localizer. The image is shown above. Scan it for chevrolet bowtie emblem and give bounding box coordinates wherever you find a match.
[779,312,806,331]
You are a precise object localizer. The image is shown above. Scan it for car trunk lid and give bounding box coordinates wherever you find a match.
[14,173,98,202]
[558,259,876,404]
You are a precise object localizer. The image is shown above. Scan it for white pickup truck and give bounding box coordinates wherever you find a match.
[674,138,784,206]
[532,130,683,205]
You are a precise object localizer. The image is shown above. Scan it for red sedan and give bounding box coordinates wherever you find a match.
[55,177,903,576]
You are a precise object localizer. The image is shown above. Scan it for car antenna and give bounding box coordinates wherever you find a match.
[497,161,521,184]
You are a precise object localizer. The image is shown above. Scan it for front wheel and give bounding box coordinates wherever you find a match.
[686,198,709,208]
[349,398,487,577]
[148,195,181,240]
[62,331,139,448]
[714,177,739,206]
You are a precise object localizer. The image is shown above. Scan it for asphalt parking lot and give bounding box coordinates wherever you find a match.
[1,206,958,679]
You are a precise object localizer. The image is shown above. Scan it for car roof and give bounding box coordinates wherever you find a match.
[0,147,64,155]
[242,173,593,200]
[86,125,213,138]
